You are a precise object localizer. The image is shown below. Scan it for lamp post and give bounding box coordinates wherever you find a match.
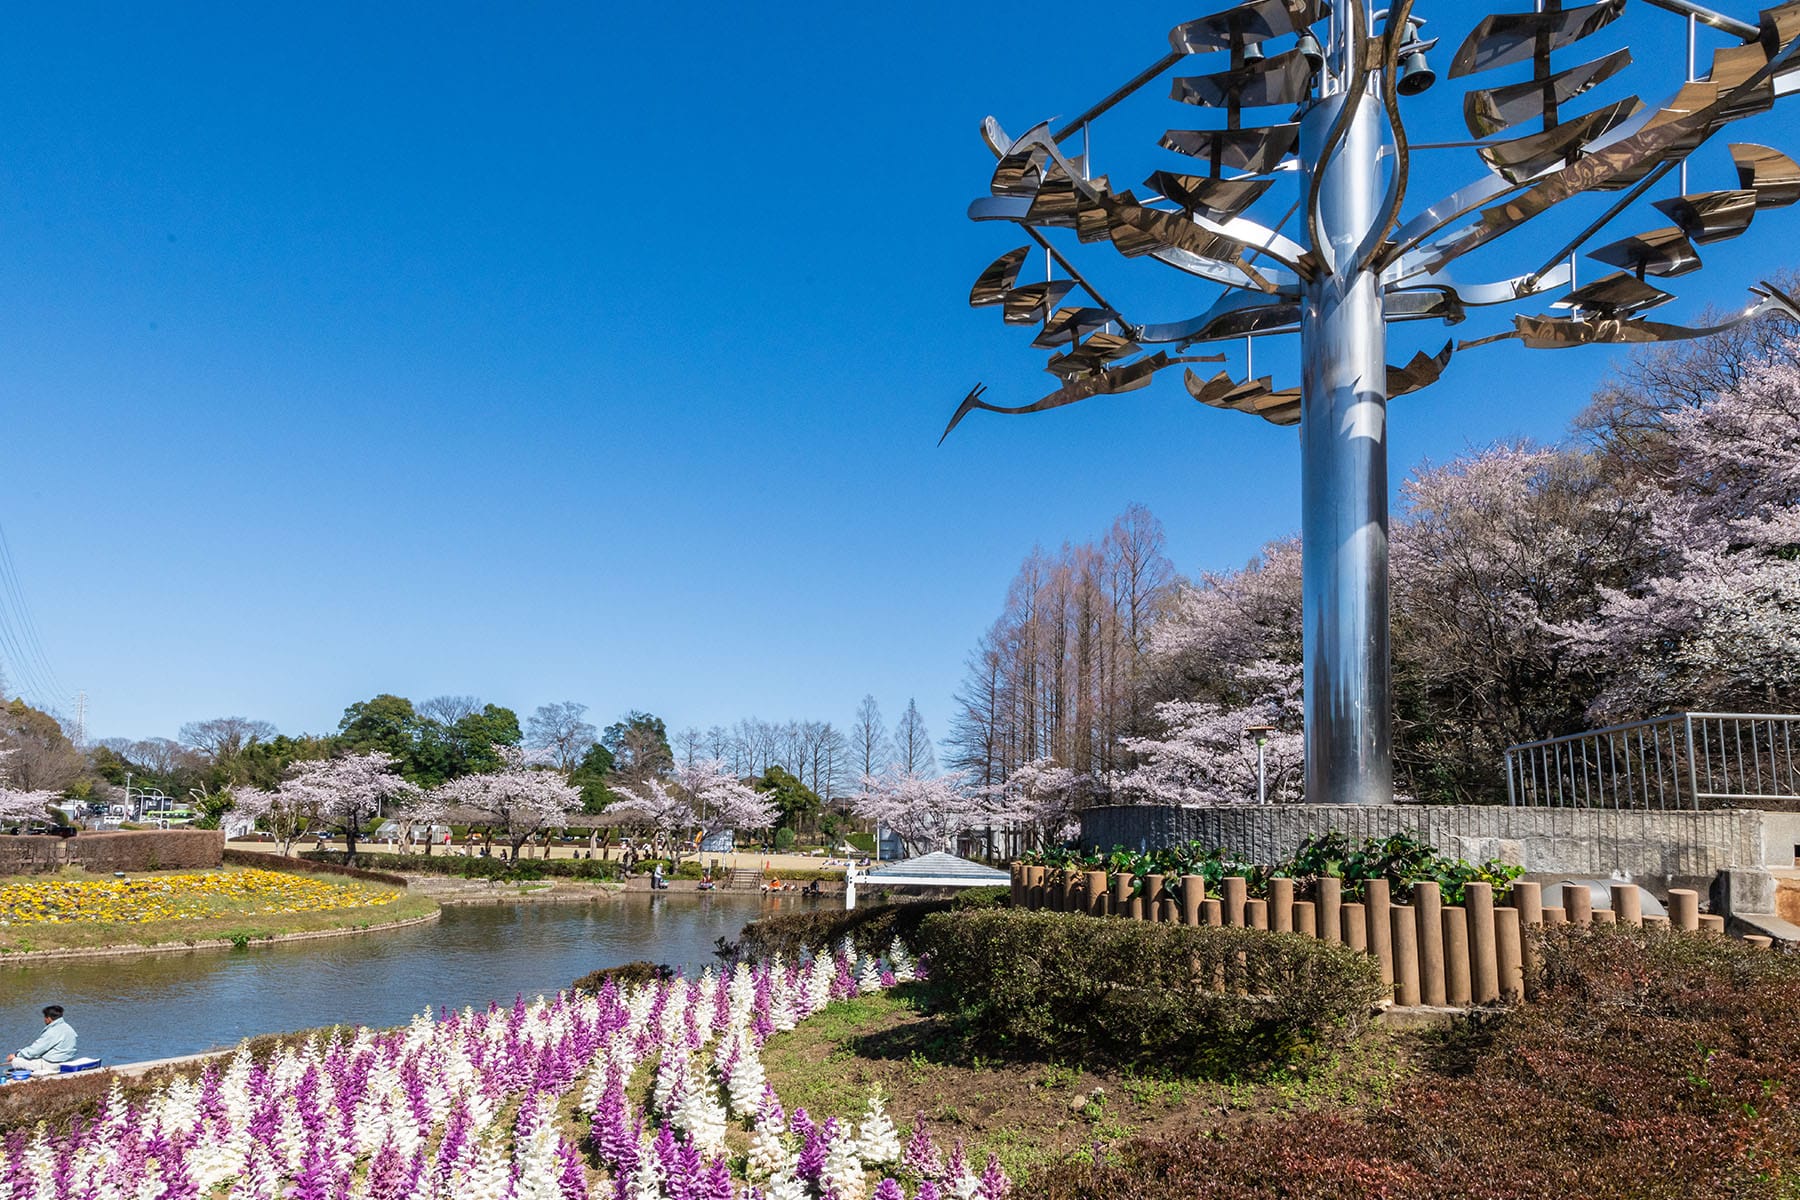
[949,0,1800,805]
[1245,724,1275,804]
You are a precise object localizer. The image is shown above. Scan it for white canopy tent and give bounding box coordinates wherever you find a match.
[845,851,1008,910]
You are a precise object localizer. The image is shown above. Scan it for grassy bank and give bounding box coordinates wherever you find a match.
[757,925,1800,1198]
[756,984,1412,1183]
[0,865,437,955]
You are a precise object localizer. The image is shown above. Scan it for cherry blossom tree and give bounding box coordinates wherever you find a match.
[226,783,317,856]
[1557,352,1800,718]
[433,748,579,856]
[612,758,775,862]
[1116,660,1303,805]
[852,770,979,858]
[284,752,419,859]
[0,747,60,831]
[986,758,1088,851]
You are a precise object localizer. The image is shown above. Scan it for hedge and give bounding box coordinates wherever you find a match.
[223,849,408,888]
[917,908,1386,1076]
[727,890,1005,964]
[301,851,623,882]
[0,829,224,876]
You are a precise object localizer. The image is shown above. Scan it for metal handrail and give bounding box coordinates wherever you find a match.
[1504,712,1800,810]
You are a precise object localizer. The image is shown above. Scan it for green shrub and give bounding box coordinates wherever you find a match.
[300,850,621,882]
[571,960,676,993]
[917,908,1385,1077]
[774,827,798,851]
[729,898,963,963]
[845,832,876,853]
[951,884,1010,909]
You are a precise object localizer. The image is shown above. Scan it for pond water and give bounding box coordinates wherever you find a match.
[0,893,790,1066]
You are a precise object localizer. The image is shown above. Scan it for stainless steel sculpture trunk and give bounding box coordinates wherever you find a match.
[1299,87,1392,806]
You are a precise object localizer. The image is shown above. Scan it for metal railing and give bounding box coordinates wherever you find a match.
[1504,713,1800,810]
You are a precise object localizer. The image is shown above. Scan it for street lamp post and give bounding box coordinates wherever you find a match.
[1245,724,1275,804]
[948,0,1800,805]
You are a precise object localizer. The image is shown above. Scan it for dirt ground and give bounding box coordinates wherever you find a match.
[753,986,1415,1182]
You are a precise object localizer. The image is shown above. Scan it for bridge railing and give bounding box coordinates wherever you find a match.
[1504,713,1800,810]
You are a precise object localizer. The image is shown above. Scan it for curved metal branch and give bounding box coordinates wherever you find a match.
[1303,0,1368,275]
[1359,0,1415,272]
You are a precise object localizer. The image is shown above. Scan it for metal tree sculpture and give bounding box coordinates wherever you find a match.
[948,0,1800,806]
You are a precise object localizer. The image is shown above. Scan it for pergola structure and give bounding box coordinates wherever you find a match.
[948,0,1800,805]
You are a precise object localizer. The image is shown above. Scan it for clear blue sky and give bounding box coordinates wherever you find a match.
[0,2,1794,747]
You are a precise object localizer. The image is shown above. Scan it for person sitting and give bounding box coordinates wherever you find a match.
[7,1006,77,1077]
[697,870,715,891]
[762,876,783,893]
[803,879,823,897]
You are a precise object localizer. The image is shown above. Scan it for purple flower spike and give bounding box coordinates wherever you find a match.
[901,1117,942,1181]
[978,1154,1010,1200]
[874,1179,906,1200]
[918,1183,942,1200]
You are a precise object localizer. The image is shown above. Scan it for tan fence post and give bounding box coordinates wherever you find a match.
[1223,875,1248,927]
[1181,875,1205,926]
[1010,863,1022,906]
[1269,877,1295,933]
[1610,883,1642,927]
[1746,934,1774,948]
[1245,897,1269,929]
[1391,903,1421,1007]
[1593,908,1617,925]
[1087,870,1109,917]
[1317,877,1343,945]
[1414,881,1446,1006]
[1466,882,1500,1004]
[1341,901,1368,952]
[1366,878,1394,990]
[1562,883,1592,926]
[1668,888,1699,932]
[1698,913,1725,934]
[1027,866,1046,909]
[1495,907,1524,1004]
[1112,872,1134,918]
[1510,881,1542,999]
[1294,899,1317,937]
[1442,906,1472,1006]
[1057,869,1076,912]
[1203,897,1223,926]
[1143,874,1164,923]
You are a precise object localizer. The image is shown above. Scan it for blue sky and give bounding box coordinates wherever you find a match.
[0,2,1795,748]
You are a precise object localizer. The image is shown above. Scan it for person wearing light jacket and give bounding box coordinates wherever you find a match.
[7,1005,77,1075]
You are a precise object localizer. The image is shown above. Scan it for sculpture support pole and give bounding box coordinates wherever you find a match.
[1299,87,1392,806]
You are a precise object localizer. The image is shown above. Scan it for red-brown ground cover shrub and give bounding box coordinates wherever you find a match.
[1037,927,1800,1199]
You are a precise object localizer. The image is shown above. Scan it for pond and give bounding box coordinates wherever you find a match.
[0,893,792,1066]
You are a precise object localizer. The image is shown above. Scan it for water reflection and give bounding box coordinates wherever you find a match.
[0,894,774,1065]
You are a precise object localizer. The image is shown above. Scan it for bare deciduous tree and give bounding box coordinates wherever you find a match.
[525,701,598,772]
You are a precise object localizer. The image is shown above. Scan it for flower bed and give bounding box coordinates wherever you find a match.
[0,868,399,926]
[0,941,1008,1200]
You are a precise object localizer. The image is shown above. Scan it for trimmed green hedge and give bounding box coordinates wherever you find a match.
[301,851,623,882]
[917,908,1385,1076]
[729,890,1006,963]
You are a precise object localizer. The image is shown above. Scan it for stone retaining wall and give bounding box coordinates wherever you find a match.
[1079,804,1771,878]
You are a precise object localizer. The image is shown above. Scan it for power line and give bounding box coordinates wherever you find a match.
[0,522,64,705]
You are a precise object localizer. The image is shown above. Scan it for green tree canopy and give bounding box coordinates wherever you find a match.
[755,764,822,830]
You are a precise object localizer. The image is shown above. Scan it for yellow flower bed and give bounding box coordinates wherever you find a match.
[0,868,399,925]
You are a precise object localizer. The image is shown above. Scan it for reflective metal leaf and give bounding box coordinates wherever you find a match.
[1046,331,1141,380]
[1031,307,1117,349]
[1763,2,1800,53]
[1144,171,1273,219]
[1450,0,1626,79]
[1552,271,1674,315]
[1462,47,1631,137]
[1099,193,1275,291]
[1732,142,1800,207]
[1587,226,1702,277]
[1652,189,1758,243]
[1171,49,1314,108]
[991,144,1047,197]
[970,247,1031,308]
[1183,368,1301,425]
[1476,97,1640,184]
[939,352,1188,444]
[1385,342,1454,397]
[1002,280,1077,324]
[1168,0,1323,53]
[1160,124,1300,174]
[1708,43,1776,120]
